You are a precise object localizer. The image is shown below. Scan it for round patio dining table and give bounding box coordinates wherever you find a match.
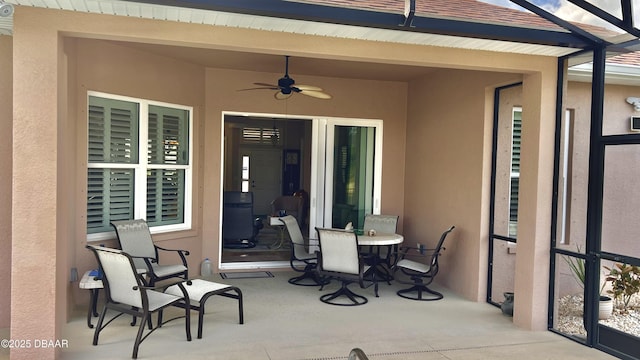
[356,232,403,246]
[355,232,403,297]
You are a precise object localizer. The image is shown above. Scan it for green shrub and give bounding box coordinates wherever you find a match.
[604,263,640,310]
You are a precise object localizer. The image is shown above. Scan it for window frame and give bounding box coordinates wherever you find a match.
[509,106,522,237]
[86,91,193,241]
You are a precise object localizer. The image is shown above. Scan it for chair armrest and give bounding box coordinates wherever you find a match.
[141,278,189,292]
[154,245,190,267]
[399,246,437,256]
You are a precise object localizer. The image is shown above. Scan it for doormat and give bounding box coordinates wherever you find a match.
[220,271,274,279]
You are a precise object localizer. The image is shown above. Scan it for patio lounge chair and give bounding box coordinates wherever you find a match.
[111,219,189,286]
[86,245,191,359]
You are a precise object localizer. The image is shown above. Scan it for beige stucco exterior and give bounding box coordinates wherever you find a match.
[1,5,567,359]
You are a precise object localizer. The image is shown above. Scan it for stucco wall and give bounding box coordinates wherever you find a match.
[64,38,207,307]
[405,69,522,302]
[0,35,12,329]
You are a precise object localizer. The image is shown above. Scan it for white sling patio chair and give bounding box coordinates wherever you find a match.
[316,227,373,306]
[86,245,191,359]
[111,219,189,286]
[279,215,328,286]
[395,225,455,301]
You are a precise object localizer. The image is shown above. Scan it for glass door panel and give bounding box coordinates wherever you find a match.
[310,118,382,235]
[330,125,375,229]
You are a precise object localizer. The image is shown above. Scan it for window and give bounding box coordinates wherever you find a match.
[242,126,280,145]
[241,155,250,192]
[87,92,192,238]
[509,107,522,237]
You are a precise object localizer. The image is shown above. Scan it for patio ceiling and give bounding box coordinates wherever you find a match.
[0,0,638,82]
[0,0,603,56]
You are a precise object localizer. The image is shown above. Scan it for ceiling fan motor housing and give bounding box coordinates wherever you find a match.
[278,76,295,94]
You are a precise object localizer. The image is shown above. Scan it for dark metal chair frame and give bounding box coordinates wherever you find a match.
[395,226,455,301]
[280,215,329,286]
[86,245,192,359]
[316,227,374,306]
[111,219,190,287]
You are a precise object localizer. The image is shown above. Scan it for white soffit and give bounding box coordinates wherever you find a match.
[569,63,640,86]
[0,0,579,57]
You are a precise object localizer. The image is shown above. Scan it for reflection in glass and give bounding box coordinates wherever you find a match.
[331,126,375,229]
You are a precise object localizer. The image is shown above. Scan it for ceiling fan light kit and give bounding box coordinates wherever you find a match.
[239,56,332,100]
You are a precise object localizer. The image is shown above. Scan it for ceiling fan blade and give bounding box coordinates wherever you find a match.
[237,87,278,91]
[294,84,323,91]
[274,91,293,100]
[299,89,332,99]
[254,82,280,88]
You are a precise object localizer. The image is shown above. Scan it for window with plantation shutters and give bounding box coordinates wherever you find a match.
[509,108,522,236]
[87,92,192,238]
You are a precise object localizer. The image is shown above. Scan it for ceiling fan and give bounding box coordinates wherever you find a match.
[240,56,332,100]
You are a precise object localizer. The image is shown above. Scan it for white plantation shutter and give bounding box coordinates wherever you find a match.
[88,97,139,163]
[509,109,522,228]
[146,169,185,225]
[146,105,189,226]
[87,93,192,237]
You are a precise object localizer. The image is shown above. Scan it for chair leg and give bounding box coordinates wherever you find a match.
[320,281,368,306]
[184,300,192,342]
[132,313,149,359]
[92,305,108,346]
[289,265,330,286]
[397,284,443,301]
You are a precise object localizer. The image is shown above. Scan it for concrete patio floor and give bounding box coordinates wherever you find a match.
[3,270,618,359]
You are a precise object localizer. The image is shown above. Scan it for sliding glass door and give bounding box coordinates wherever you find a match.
[221,113,382,268]
[309,118,382,237]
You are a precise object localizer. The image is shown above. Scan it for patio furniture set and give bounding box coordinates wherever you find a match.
[83,219,243,359]
[280,214,455,305]
[81,217,453,358]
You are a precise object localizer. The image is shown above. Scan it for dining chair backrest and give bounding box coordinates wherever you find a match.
[111,219,157,270]
[89,246,144,308]
[363,214,398,234]
[429,226,455,269]
[280,215,307,259]
[316,228,360,275]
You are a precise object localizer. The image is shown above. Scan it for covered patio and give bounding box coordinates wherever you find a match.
[2,0,640,359]
[51,271,618,360]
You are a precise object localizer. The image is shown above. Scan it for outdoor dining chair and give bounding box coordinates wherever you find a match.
[86,245,191,359]
[394,225,455,301]
[280,215,328,286]
[362,214,399,279]
[111,219,189,286]
[316,227,374,306]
